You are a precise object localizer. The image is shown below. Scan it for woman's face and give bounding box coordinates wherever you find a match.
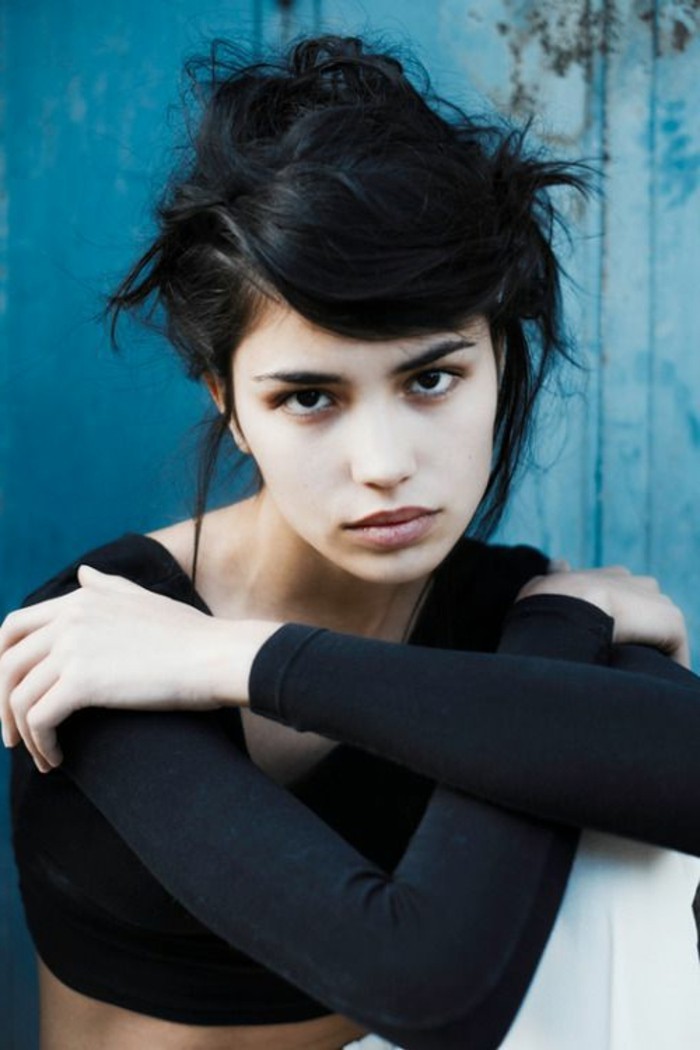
[219,302,499,585]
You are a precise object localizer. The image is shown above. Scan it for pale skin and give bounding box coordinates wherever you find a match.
[0,303,691,1050]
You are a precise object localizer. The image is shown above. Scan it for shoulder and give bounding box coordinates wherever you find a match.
[21,531,191,609]
[442,534,550,591]
[433,535,550,650]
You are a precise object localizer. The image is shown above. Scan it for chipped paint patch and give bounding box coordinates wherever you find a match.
[501,0,611,80]
[656,1,700,55]
[495,0,615,119]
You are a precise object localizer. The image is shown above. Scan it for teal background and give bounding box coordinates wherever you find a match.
[1,1,699,1045]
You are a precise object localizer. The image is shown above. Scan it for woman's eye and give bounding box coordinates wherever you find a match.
[281,389,334,416]
[409,370,457,397]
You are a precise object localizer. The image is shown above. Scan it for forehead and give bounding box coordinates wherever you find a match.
[234,300,490,373]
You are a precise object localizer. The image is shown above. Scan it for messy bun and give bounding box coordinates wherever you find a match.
[107,33,590,580]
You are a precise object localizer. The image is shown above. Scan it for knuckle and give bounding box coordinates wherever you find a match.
[25,706,44,732]
[27,705,60,739]
[60,659,81,687]
[7,688,23,719]
[1,609,18,632]
[0,646,20,679]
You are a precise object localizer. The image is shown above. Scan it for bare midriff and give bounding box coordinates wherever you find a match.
[38,960,370,1050]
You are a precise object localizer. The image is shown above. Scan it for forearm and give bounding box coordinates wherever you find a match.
[56,703,576,1049]
[248,594,700,854]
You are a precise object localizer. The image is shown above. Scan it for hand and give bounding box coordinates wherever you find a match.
[517,562,690,668]
[0,565,280,773]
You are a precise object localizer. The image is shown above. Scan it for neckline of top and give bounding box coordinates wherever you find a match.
[121,532,215,616]
[119,530,465,645]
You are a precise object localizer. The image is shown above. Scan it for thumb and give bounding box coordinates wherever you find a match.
[77,564,139,592]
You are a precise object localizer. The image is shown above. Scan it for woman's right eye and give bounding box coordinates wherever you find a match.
[280,389,334,416]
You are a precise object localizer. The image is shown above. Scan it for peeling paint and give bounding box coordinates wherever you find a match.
[656,1,700,55]
[525,1,611,77]
[499,0,698,116]
[503,0,613,83]
[497,0,616,118]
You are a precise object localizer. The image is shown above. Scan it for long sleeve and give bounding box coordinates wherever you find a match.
[249,594,700,856]
[45,594,615,1050]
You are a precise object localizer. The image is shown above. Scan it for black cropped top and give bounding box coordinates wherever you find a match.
[10,532,700,1050]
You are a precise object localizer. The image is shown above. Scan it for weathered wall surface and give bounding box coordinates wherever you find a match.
[1,2,699,1044]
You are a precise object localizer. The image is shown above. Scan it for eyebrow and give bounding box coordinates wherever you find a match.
[252,338,476,384]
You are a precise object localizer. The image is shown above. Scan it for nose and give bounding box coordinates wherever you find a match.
[348,406,417,489]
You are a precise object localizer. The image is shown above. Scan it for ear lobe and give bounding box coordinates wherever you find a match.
[230,426,250,456]
[202,372,251,454]
[494,336,506,385]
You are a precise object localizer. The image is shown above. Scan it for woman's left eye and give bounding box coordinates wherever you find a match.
[408,370,458,397]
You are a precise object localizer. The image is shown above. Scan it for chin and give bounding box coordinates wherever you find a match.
[338,540,451,585]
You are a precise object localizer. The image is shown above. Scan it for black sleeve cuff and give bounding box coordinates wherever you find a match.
[249,623,326,724]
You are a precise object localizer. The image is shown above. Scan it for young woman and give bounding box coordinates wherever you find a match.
[2,33,700,1050]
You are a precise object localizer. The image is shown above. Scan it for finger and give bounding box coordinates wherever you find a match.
[10,659,62,772]
[0,593,80,654]
[25,679,73,771]
[0,624,54,747]
[77,564,143,592]
[548,558,571,573]
[598,565,633,576]
[671,638,691,670]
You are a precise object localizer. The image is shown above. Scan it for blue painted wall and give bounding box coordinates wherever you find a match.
[2,1,699,1045]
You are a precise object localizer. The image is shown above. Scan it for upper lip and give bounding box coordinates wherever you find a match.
[346,507,436,528]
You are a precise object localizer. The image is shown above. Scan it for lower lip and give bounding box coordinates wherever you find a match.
[345,513,438,550]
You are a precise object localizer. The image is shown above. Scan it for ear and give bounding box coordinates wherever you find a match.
[201,372,251,456]
[203,372,225,413]
[493,333,506,385]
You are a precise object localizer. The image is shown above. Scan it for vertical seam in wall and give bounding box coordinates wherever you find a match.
[646,2,660,569]
[0,0,7,612]
[594,0,613,567]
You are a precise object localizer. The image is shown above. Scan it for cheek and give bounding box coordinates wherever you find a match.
[239,418,337,503]
[441,392,497,463]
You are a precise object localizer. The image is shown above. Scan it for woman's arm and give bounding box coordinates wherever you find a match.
[6,558,611,1049]
[3,552,699,852]
[248,595,700,855]
[51,594,697,1049]
[57,706,576,1050]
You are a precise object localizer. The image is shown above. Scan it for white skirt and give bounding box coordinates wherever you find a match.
[344,1036,399,1049]
[345,833,700,1050]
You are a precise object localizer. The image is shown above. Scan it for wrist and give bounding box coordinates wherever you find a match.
[204,619,285,707]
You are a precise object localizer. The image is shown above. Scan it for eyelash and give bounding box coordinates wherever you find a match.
[276,369,464,418]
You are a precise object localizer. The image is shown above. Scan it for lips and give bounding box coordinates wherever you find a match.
[343,508,439,551]
[345,507,436,529]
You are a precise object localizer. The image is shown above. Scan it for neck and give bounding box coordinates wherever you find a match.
[211,496,433,642]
